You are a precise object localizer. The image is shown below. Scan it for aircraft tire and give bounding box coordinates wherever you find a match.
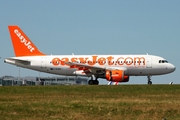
[148,81,152,85]
[88,80,94,85]
[93,80,99,85]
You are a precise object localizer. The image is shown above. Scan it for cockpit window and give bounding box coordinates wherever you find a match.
[163,60,168,63]
[159,60,168,63]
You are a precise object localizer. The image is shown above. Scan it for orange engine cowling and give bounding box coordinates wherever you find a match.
[105,70,129,82]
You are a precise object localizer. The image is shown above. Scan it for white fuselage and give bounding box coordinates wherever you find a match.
[4,54,175,78]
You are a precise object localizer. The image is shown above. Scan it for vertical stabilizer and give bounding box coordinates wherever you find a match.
[8,26,45,57]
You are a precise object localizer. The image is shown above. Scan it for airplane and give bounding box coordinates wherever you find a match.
[4,26,176,85]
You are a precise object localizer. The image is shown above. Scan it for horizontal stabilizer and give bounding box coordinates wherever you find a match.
[4,58,30,66]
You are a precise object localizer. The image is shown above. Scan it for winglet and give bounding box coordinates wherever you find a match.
[8,26,45,57]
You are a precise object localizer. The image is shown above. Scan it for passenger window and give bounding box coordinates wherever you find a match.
[159,60,161,63]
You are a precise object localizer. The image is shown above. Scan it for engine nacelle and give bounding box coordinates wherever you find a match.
[105,70,129,82]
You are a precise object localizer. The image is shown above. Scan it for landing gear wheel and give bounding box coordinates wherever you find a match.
[148,81,152,85]
[88,80,99,85]
[93,80,99,85]
[88,80,94,85]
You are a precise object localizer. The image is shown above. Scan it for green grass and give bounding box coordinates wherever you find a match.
[0,85,180,120]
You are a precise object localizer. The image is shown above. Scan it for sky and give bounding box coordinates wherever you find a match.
[0,0,179,84]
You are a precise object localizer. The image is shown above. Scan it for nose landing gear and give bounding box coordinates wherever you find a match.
[147,76,152,85]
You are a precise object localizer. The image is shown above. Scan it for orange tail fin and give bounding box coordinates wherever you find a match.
[8,26,45,57]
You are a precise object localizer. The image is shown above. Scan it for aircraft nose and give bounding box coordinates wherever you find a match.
[168,64,176,73]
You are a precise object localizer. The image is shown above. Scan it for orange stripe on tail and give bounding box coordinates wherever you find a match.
[8,26,45,57]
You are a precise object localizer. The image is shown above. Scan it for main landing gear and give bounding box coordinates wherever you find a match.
[88,76,99,85]
[147,76,152,85]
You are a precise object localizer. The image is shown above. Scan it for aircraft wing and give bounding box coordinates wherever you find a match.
[65,62,105,74]
[65,62,105,69]
[65,61,128,75]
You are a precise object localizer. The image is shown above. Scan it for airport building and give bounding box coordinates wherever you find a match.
[0,76,88,86]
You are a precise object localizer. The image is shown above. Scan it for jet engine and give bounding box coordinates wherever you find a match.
[105,70,129,82]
